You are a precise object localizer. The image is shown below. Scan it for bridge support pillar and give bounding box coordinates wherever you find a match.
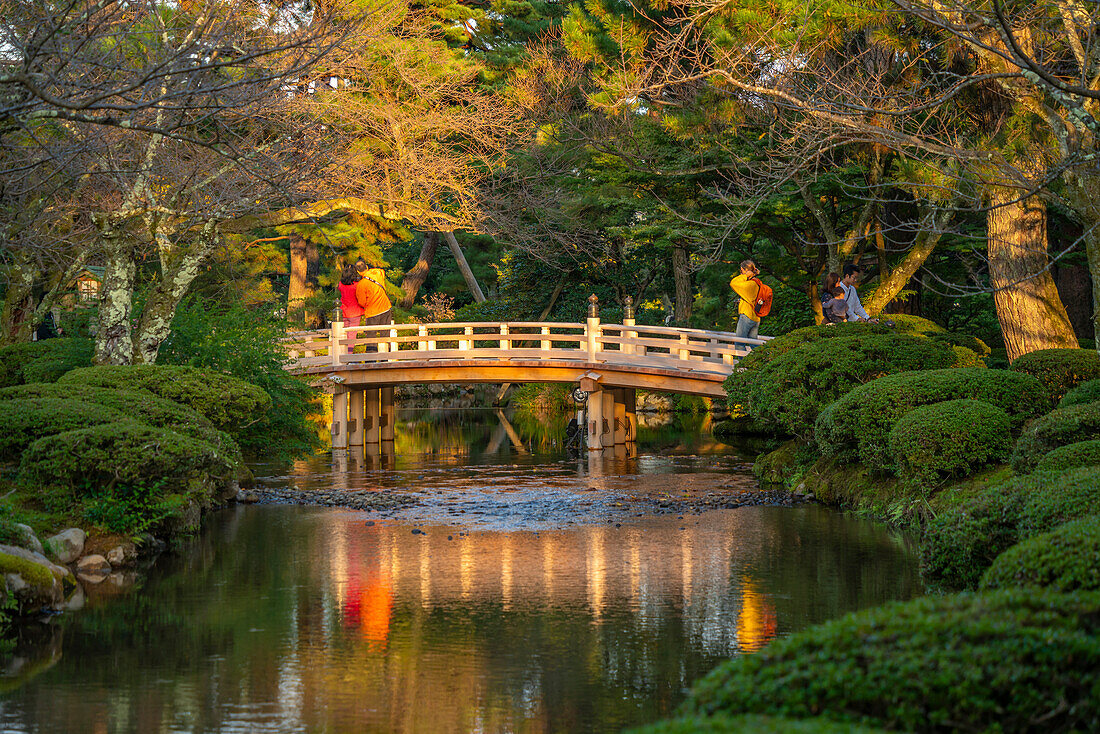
[586,389,603,451]
[331,390,348,450]
[381,387,395,443]
[625,388,637,444]
[600,390,615,448]
[612,388,627,446]
[348,389,364,447]
[365,388,381,445]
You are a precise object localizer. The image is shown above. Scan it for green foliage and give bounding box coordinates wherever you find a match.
[157,297,320,458]
[0,398,128,461]
[629,714,888,734]
[0,338,93,387]
[725,331,964,437]
[58,363,271,437]
[1012,401,1100,473]
[1010,348,1100,402]
[1060,378,1100,409]
[678,590,1100,733]
[887,400,1013,483]
[1035,440,1100,473]
[18,423,233,495]
[816,368,1048,470]
[80,478,187,536]
[981,516,1100,592]
[921,468,1100,590]
[511,383,573,413]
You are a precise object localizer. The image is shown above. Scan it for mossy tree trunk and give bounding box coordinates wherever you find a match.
[0,259,35,344]
[134,224,219,364]
[93,233,138,365]
[864,204,954,316]
[288,233,322,327]
[987,187,1078,361]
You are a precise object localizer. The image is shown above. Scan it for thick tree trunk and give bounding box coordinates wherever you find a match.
[987,188,1078,361]
[0,260,35,344]
[400,232,438,308]
[134,229,218,364]
[672,244,692,324]
[1083,229,1100,353]
[94,236,137,365]
[443,231,485,303]
[288,233,322,327]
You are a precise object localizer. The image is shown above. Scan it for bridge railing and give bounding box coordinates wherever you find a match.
[285,317,769,375]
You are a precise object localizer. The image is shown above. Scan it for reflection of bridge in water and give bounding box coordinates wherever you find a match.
[286,296,768,453]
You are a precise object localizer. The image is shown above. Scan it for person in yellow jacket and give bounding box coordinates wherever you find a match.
[729,259,762,340]
[354,260,393,326]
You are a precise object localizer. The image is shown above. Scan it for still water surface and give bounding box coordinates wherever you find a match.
[0,410,923,733]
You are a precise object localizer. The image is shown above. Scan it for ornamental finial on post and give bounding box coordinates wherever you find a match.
[623,295,635,320]
[587,293,599,318]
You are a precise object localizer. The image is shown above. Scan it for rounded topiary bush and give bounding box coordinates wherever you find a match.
[0,338,93,387]
[980,515,1100,592]
[678,590,1100,733]
[1060,378,1100,409]
[815,368,1048,469]
[725,333,965,437]
[58,365,271,433]
[887,399,1012,482]
[1035,440,1100,473]
[1012,401,1100,473]
[0,382,241,467]
[629,714,888,734]
[1011,348,1100,402]
[921,468,1100,590]
[19,422,232,493]
[0,398,129,460]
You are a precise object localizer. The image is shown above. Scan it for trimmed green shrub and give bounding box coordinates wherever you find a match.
[921,468,1100,590]
[887,400,1013,482]
[981,515,1100,592]
[158,297,322,459]
[1012,401,1100,472]
[816,368,1048,469]
[629,714,887,734]
[678,590,1100,733]
[725,333,964,437]
[1035,440,1100,473]
[0,338,93,387]
[0,398,129,461]
[1011,348,1100,401]
[18,422,232,494]
[1060,378,1100,409]
[58,365,271,434]
[0,382,240,467]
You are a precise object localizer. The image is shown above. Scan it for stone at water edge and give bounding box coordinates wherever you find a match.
[75,555,111,583]
[0,544,72,611]
[106,543,137,567]
[13,524,43,555]
[45,528,86,564]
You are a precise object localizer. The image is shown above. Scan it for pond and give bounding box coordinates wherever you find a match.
[0,409,923,733]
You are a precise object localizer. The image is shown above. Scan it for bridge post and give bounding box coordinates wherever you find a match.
[365,388,381,445]
[349,389,364,447]
[330,319,345,365]
[586,294,601,362]
[331,390,348,449]
[600,390,614,448]
[586,387,603,451]
[622,296,636,356]
[381,387,395,443]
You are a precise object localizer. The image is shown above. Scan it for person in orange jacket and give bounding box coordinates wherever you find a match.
[355,259,393,326]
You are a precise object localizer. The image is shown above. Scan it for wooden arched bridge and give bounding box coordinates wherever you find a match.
[285,301,768,452]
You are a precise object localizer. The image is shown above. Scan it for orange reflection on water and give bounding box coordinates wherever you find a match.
[737,575,778,652]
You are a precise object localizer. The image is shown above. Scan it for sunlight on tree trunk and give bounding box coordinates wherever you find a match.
[94,237,137,365]
[987,188,1078,361]
[400,232,439,307]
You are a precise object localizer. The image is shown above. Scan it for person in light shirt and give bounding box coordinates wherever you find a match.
[839,264,877,323]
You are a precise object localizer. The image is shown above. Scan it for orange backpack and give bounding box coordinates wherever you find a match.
[753,278,773,317]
